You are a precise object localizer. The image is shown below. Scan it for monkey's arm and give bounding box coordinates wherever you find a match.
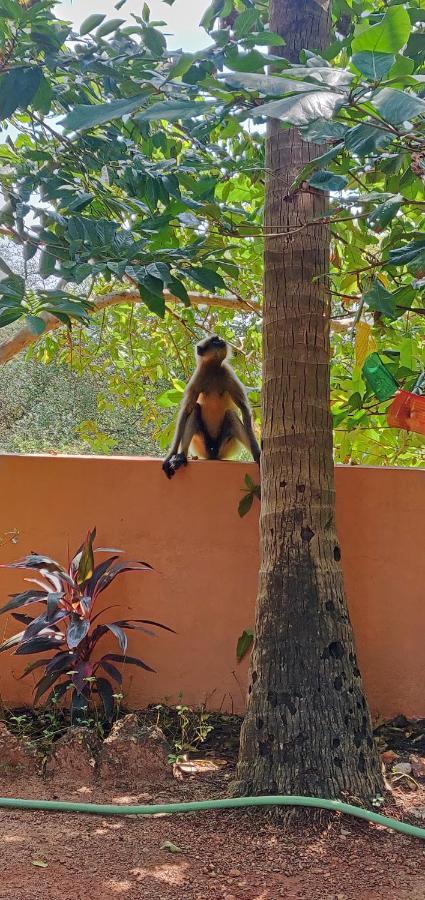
[227,374,261,464]
[163,381,199,478]
[165,383,198,458]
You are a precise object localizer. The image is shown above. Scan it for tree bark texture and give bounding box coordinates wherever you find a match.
[237,0,384,802]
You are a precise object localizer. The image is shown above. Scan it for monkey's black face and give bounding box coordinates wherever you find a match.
[196,335,227,361]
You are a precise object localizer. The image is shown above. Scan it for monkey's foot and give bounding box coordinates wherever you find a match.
[162,453,187,479]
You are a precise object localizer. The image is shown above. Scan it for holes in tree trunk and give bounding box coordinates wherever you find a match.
[334,757,343,768]
[297,484,306,493]
[252,671,258,683]
[258,735,274,758]
[257,718,264,730]
[334,675,343,691]
[332,737,341,749]
[358,752,366,773]
[354,732,362,748]
[328,641,344,659]
[301,525,315,543]
[267,690,277,708]
[280,480,287,488]
[281,692,297,715]
[325,600,335,613]
[334,545,341,561]
[353,667,361,677]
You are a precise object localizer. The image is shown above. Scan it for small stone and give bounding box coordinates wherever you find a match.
[410,755,425,779]
[393,761,412,775]
[411,807,425,820]
[229,869,242,877]
[381,750,398,766]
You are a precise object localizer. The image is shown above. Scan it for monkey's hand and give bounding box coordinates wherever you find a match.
[162,453,187,479]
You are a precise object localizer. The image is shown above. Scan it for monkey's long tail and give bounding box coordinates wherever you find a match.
[0,794,424,840]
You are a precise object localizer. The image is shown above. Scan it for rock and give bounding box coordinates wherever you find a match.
[410,755,425,779]
[381,750,398,766]
[0,723,37,773]
[392,761,412,775]
[98,714,171,786]
[411,807,425,820]
[45,727,100,783]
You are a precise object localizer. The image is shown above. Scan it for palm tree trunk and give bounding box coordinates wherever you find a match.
[236,0,383,802]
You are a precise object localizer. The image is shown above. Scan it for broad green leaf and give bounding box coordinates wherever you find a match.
[236,628,254,660]
[387,54,415,79]
[309,170,347,191]
[0,67,43,119]
[143,25,166,54]
[225,47,271,73]
[95,18,125,38]
[80,14,105,35]
[167,277,190,306]
[388,239,425,268]
[238,493,253,518]
[0,306,22,327]
[0,274,25,300]
[367,195,402,230]
[167,53,194,80]
[136,100,214,121]
[242,31,285,48]
[344,123,392,156]
[138,284,165,318]
[362,281,399,320]
[220,72,325,95]
[352,7,411,54]
[284,66,353,87]
[0,0,21,19]
[301,120,348,143]
[186,267,226,291]
[253,91,344,124]
[26,316,47,336]
[371,87,425,125]
[234,8,259,38]
[60,95,147,131]
[352,52,395,80]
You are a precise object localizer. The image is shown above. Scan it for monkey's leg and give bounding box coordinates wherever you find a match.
[217,410,252,460]
[163,405,206,479]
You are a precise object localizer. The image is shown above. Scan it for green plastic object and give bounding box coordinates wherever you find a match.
[0,794,424,841]
[362,352,398,401]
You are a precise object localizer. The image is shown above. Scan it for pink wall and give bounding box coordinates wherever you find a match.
[0,455,424,719]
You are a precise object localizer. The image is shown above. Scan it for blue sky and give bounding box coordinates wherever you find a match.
[56,0,210,51]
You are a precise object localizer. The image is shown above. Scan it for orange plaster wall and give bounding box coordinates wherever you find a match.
[0,454,424,719]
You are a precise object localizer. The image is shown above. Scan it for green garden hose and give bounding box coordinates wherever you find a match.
[0,794,424,840]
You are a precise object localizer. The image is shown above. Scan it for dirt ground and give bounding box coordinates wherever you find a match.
[0,766,424,900]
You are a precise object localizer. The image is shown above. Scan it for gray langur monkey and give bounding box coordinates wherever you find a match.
[162,335,260,479]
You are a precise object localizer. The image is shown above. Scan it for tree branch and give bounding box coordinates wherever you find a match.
[0,289,260,364]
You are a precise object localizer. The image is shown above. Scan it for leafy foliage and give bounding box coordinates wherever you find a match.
[0,529,172,718]
[0,0,424,466]
[238,473,261,517]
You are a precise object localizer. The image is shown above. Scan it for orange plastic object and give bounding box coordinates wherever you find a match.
[387,390,425,436]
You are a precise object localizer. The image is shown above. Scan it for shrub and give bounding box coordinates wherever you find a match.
[0,528,172,719]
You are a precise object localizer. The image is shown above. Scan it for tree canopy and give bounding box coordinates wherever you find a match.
[0,0,424,464]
